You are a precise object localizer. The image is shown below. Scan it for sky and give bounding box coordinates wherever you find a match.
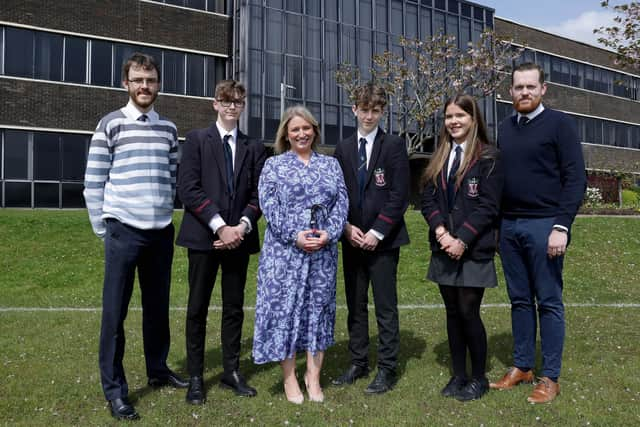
[477,0,625,49]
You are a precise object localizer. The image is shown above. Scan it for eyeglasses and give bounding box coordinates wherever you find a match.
[127,78,159,86]
[217,99,245,108]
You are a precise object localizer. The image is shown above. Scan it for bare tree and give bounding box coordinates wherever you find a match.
[595,1,640,72]
[336,30,521,156]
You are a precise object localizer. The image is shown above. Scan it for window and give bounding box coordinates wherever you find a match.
[420,7,432,39]
[359,0,373,28]
[61,134,88,181]
[34,132,61,181]
[391,0,403,35]
[305,59,322,101]
[5,182,31,207]
[35,183,59,208]
[4,130,29,180]
[5,27,34,77]
[406,3,418,39]
[90,40,112,87]
[163,50,185,94]
[64,36,87,83]
[266,9,284,51]
[186,54,205,96]
[376,0,388,32]
[306,17,322,58]
[305,0,320,17]
[286,13,302,55]
[342,1,356,24]
[34,32,63,81]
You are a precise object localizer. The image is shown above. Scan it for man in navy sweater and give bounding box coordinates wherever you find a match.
[490,62,585,404]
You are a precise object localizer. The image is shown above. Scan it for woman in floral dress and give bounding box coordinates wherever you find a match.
[253,105,348,404]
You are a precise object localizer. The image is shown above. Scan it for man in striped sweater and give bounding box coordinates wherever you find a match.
[83,52,187,421]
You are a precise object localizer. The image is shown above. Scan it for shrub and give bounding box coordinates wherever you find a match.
[583,186,604,208]
[621,189,639,207]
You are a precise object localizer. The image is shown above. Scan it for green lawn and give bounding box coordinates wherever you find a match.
[0,210,639,426]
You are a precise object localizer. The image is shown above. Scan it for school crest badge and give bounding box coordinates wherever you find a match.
[466,177,480,198]
[374,168,386,186]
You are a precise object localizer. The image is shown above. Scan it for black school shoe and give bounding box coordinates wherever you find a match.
[455,377,489,401]
[441,376,467,398]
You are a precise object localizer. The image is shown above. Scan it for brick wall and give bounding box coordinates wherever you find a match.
[0,0,230,55]
[0,78,214,136]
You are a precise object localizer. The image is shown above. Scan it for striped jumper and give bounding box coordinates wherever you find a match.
[83,101,178,238]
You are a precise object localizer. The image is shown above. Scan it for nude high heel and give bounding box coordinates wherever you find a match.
[304,373,324,403]
[284,379,304,405]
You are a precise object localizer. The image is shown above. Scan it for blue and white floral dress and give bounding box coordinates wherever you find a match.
[252,150,348,364]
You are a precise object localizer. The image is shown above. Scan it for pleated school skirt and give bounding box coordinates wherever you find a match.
[427,252,497,288]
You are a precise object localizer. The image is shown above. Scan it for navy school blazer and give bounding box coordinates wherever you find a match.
[421,145,503,260]
[334,128,410,251]
[176,124,266,253]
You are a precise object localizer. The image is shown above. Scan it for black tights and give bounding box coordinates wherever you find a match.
[439,285,487,379]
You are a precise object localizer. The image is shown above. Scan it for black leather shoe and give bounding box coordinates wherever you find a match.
[455,377,489,401]
[148,370,189,388]
[186,376,205,405]
[365,370,397,394]
[441,376,467,398]
[220,371,257,397]
[108,397,140,421]
[331,365,370,386]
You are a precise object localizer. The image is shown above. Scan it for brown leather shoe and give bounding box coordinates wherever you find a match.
[527,377,560,404]
[490,367,534,390]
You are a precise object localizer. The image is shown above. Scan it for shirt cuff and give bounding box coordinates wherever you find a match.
[552,224,568,233]
[240,216,252,234]
[369,229,384,241]
[209,214,226,234]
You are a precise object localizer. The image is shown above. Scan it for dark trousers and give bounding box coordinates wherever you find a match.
[499,217,565,379]
[99,219,174,401]
[186,249,250,377]
[342,244,400,373]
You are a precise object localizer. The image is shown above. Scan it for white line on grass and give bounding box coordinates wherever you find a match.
[1,303,639,312]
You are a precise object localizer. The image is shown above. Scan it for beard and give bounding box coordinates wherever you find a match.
[129,88,158,110]
[513,96,541,114]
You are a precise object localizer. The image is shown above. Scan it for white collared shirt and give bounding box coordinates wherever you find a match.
[447,141,467,178]
[123,100,159,122]
[516,103,545,124]
[357,129,377,169]
[216,122,238,169]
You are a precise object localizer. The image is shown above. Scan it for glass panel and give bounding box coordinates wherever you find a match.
[5,182,31,207]
[5,27,34,77]
[420,7,432,39]
[285,0,302,13]
[62,134,88,181]
[35,183,59,208]
[375,31,388,55]
[207,0,226,13]
[485,10,493,27]
[266,0,283,8]
[306,17,322,58]
[447,15,459,47]
[306,102,322,136]
[286,13,302,55]
[4,130,29,179]
[376,0,388,32]
[285,56,303,98]
[359,0,373,28]
[391,0,403,34]
[264,97,281,140]
[342,1,356,24]
[90,40,112,87]
[342,107,356,140]
[325,0,339,21]
[406,4,418,39]
[266,9,283,51]
[357,29,372,79]
[460,18,471,47]
[435,0,446,10]
[186,54,205,96]
[461,3,471,17]
[64,36,87,83]
[0,27,4,74]
[163,50,185,94]
[305,0,321,17]
[325,105,339,144]
[249,5,263,50]
[248,95,262,139]
[305,59,321,101]
[184,0,206,10]
[448,0,458,13]
[434,11,445,34]
[34,32,63,81]
[341,25,356,64]
[34,132,60,180]
[265,52,283,96]
[325,22,339,104]
[247,50,262,96]
[62,184,85,208]
[474,6,483,20]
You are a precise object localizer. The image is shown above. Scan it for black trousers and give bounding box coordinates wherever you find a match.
[100,219,174,400]
[185,248,250,376]
[342,244,400,373]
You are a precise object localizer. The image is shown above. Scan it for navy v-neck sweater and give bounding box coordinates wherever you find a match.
[497,108,586,229]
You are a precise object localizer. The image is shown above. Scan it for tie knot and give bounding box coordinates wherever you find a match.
[223,134,232,144]
[518,115,529,126]
[359,137,367,147]
[455,145,462,154]
[138,114,148,122]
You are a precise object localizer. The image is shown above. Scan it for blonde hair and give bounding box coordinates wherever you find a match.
[274,105,320,154]
[422,94,493,188]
